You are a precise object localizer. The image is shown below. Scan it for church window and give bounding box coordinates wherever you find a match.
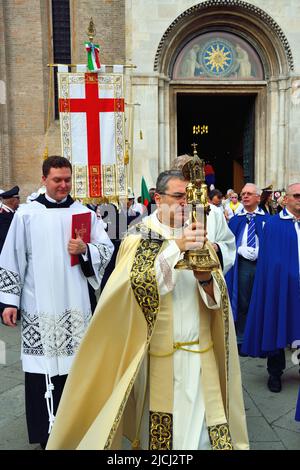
[52,0,71,119]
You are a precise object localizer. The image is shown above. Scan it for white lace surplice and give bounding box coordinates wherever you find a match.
[0,200,114,377]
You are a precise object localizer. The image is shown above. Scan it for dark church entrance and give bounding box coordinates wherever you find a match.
[177,93,256,195]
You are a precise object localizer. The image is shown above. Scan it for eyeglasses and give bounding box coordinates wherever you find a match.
[159,192,187,201]
[240,192,259,197]
[287,193,300,200]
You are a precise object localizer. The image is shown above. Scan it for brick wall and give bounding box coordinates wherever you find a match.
[71,0,125,65]
[0,0,125,199]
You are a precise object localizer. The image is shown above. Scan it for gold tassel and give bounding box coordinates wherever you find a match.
[43,147,49,160]
[124,147,129,165]
[131,438,141,450]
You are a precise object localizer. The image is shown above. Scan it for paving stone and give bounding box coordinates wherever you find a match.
[240,357,267,376]
[0,384,25,426]
[246,417,281,442]
[243,388,262,417]
[1,346,21,367]
[0,362,24,381]
[0,375,22,394]
[0,415,38,450]
[272,426,300,450]
[273,408,300,434]
[243,367,299,423]
[0,323,21,348]
[249,441,286,450]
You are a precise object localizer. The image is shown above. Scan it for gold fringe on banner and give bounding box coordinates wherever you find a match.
[42,65,54,160]
[80,196,120,206]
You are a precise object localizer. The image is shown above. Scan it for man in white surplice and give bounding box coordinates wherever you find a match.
[0,156,114,448]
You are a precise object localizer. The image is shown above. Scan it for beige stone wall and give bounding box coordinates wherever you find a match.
[126,0,300,74]
[126,0,300,192]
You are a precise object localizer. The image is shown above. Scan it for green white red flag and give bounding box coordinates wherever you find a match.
[141,176,151,207]
[85,42,101,71]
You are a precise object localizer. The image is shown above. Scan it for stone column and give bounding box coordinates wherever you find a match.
[158,77,165,174]
[289,77,300,184]
[267,79,279,187]
[131,75,159,193]
[277,77,289,189]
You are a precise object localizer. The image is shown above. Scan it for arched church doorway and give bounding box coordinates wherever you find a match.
[177,93,255,194]
[154,1,294,190]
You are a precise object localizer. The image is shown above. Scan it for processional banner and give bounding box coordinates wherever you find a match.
[58,72,126,199]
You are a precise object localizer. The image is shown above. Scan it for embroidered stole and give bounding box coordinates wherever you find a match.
[129,225,233,450]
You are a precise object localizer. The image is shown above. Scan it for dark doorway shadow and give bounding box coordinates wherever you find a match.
[177,93,255,194]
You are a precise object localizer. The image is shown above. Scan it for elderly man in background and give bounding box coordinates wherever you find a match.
[225,183,270,355]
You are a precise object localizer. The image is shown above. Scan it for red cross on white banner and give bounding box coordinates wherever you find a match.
[59,73,124,197]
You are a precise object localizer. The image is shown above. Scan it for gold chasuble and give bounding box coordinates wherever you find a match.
[47,217,249,450]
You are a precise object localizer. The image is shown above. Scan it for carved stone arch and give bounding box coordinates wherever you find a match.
[154,0,294,78]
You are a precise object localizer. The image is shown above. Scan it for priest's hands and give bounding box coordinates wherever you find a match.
[68,233,87,256]
[175,222,206,253]
[2,307,18,327]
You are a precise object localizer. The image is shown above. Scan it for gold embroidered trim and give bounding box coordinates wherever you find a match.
[208,423,233,450]
[104,373,136,449]
[105,235,163,448]
[130,237,163,338]
[149,411,172,450]
[213,271,230,414]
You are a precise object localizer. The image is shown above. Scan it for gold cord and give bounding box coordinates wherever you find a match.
[149,340,213,358]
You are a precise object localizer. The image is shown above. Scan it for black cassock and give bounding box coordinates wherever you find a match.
[0,210,14,253]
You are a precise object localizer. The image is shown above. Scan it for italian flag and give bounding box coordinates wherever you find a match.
[85,42,101,71]
[141,176,151,207]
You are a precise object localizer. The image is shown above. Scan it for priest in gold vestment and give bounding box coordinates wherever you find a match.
[47,170,249,450]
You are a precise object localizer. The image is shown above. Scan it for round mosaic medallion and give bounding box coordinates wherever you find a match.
[200,39,236,77]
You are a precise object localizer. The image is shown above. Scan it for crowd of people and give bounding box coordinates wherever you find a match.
[0,155,299,450]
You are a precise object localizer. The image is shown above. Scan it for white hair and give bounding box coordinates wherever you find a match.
[287,183,300,194]
[242,183,262,196]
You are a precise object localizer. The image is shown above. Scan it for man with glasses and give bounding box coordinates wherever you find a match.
[170,155,236,275]
[47,170,248,450]
[0,185,20,253]
[242,183,300,393]
[225,183,270,357]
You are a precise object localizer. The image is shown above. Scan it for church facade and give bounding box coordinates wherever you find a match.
[1,0,300,198]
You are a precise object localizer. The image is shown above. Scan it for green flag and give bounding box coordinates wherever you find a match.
[141,176,151,207]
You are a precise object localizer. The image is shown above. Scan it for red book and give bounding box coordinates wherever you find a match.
[71,212,91,266]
